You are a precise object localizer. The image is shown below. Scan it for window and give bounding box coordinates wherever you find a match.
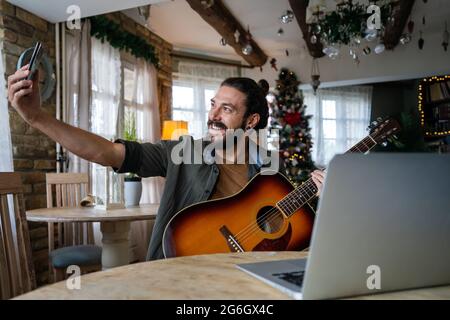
[172,60,240,139]
[304,86,372,166]
[90,38,122,202]
[123,63,145,142]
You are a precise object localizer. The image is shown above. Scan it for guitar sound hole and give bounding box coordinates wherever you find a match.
[256,206,285,234]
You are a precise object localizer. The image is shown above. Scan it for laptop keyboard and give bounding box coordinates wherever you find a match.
[272,270,305,287]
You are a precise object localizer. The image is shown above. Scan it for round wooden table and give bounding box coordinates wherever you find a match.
[17,252,302,299]
[26,204,159,270]
[15,251,450,300]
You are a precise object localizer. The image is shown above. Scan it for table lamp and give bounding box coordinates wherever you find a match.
[162,120,189,140]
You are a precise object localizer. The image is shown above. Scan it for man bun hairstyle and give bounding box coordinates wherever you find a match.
[221,77,269,130]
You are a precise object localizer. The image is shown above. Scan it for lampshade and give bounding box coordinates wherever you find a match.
[162,120,189,140]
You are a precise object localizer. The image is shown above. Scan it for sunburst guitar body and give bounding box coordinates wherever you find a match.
[163,172,315,258]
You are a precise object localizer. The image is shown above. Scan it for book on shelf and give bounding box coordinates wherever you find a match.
[426,81,450,102]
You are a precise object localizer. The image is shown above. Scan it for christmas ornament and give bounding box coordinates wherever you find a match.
[418,31,425,50]
[285,112,301,126]
[242,26,253,55]
[443,22,449,52]
[270,58,278,71]
[374,42,385,54]
[408,20,415,34]
[399,33,411,45]
[280,10,294,24]
[234,30,240,43]
[363,46,371,55]
[242,43,253,55]
[200,0,214,9]
[311,58,321,95]
[323,45,339,59]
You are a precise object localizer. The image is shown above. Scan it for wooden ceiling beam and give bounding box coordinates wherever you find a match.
[383,0,415,50]
[185,0,268,67]
[288,0,325,59]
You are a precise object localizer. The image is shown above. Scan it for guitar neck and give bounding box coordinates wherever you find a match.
[277,133,378,217]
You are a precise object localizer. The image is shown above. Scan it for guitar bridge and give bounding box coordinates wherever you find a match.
[219,226,244,253]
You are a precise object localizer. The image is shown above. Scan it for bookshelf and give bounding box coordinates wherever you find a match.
[418,75,450,137]
[418,75,450,154]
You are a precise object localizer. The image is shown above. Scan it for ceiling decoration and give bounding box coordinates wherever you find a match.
[185,0,268,67]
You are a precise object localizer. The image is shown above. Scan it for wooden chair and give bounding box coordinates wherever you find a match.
[46,173,101,282]
[0,173,36,299]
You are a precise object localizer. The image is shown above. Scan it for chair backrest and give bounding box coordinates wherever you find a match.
[45,173,94,251]
[0,172,36,299]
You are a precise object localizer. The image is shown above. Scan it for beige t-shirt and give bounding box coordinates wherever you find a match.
[210,164,248,200]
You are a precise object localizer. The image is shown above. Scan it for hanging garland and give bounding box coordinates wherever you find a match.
[89,15,159,67]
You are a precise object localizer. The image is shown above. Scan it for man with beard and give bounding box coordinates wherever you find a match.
[8,66,325,260]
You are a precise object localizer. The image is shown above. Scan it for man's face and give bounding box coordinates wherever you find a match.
[207,85,247,142]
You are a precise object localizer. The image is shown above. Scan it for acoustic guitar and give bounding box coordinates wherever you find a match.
[162,118,401,258]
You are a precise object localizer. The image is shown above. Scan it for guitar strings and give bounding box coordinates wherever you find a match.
[234,179,317,245]
[232,135,378,248]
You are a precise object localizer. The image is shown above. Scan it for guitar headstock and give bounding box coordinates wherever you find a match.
[369,117,401,144]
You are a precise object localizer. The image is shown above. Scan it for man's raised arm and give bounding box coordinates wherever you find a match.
[8,65,125,169]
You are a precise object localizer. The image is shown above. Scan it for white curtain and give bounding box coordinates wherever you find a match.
[304,86,372,166]
[65,20,91,173]
[90,37,122,245]
[173,60,240,139]
[129,58,164,261]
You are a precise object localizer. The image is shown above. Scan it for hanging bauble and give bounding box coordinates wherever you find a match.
[374,43,385,54]
[242,43,253,55]
[443,22,449,52]
[285,112,301,126]
[270,58,278,71]
[418,31,425,50]
[310,34,318,44]
[364,28,378,42]
[399,33,412,45]
[280,10,294,24]
[408,20,415,34]
[323,45,340,60]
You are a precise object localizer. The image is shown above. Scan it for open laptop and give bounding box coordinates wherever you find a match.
[236,153,450,299]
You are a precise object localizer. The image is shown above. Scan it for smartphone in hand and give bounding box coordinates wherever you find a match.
[26,41,42,80]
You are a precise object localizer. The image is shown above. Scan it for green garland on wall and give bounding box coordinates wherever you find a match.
[89,15,159,67]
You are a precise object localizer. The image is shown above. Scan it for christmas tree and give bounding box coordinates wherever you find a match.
[270,68,315,186]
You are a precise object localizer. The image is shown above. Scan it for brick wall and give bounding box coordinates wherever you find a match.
[0,0,57,286]
[1,1,172,286]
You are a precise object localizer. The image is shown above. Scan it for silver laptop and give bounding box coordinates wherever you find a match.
[236,153,450,300]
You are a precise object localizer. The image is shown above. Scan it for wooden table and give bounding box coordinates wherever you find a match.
[26,204,159,270]
[15,252,450,300]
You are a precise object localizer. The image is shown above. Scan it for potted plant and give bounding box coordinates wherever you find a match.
[123,112,142,207]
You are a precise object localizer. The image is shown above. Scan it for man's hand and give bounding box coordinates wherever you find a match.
[8,65,42,126]
[311,170,326,196]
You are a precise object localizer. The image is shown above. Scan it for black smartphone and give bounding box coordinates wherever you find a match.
[26,41,42,80]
